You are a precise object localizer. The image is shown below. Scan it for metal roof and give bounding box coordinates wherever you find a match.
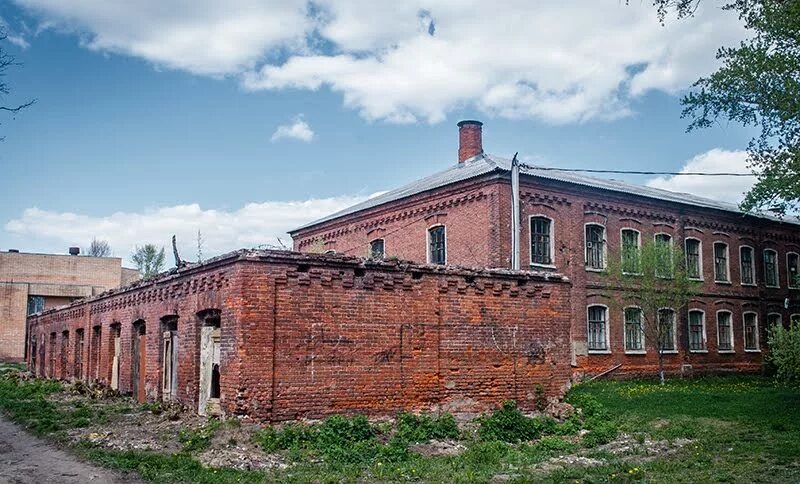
[291,153,796,233]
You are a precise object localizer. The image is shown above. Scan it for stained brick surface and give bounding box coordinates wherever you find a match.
[27,250,571,420]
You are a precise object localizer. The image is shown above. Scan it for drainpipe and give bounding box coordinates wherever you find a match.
[511,153,521,271]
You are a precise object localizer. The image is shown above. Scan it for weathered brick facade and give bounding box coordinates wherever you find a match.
[26,250,572,420]
[291,121,800,378]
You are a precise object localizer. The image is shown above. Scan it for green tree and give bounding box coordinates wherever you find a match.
[604,238,701,384]
[766,317,800,383]
[132,244,165,279]
[649,0,800,216]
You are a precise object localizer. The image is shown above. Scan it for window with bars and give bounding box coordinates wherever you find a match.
[688,310,706,351]
[657,309,676,351]
[714,243,729,282]
[717,311,733,351]
[685,239,701,279]
[27,296,45,315]
[744,312,759,350]
[587,305,608,351]
[764,250,778,287]
[428,226,446,265]
[530,217,552,265]
[621,229,641,274]
[585,224,605,270]
[624,307,644,352]
[740,246,755,285]
[654,233,673,278]
[369,239,385,260]
[788,253,799,288]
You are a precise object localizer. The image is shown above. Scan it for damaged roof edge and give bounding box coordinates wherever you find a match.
[26,249,569,319]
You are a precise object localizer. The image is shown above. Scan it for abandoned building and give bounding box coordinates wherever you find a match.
[1,248,139,361]
[291,120,800,377]
[26,250,572,420]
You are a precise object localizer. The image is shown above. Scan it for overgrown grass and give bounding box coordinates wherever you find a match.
[1,363,798,482]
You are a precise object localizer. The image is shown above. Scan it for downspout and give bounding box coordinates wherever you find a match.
[511,152,521,271]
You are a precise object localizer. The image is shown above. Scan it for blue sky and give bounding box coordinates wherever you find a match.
[0,1,758,265]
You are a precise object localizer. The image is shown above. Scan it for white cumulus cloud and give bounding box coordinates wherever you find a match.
[646,149,755,204]
[14,0,746,124]
[271,115,315,143]
[3,194,372,266]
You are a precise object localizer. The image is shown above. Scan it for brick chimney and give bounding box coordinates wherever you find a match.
[457,120,483,163]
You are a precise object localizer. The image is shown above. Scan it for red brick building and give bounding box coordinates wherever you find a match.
[291,120,800,377]
[26,250,572,420]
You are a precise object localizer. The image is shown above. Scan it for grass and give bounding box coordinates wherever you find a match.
[1,361,799,482]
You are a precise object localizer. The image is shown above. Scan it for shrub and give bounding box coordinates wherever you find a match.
[477,400,557,443]
[178,420,221,452]
[766,321,800,383]
[582,420,618,447]
[395,411,460,443]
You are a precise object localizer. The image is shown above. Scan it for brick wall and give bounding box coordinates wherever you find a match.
[27,250,572,421]
[291,170,800,377]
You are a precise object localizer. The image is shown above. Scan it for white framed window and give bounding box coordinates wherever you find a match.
[685,238,703,280]
[530,216,554,267]
[587,305,610,353]
[654,233,673,278]
[369,239,385,260]
[787,252,799,288]
[716,310,734,353]
[713,242,730,283]
[620,228,641,275]
[688,309,707,352]
[623,306,645,354]
[740,246,755,286]
[764,249,779,287]
[743,311,760,352]
[657,308,677,353]
[767,312,782,330]
[585,224,606,271]
[427,225,446,265]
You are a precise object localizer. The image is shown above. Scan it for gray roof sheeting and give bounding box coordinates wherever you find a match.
[291,154,795,233]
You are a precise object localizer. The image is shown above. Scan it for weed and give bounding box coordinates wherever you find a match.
[395,411,460,443]
[477,400,558,443]
[179,419,221,452]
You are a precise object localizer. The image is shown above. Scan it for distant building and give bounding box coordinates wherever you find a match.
[0,248,138,361]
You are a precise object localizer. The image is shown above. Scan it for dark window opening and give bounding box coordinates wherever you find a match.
[585,225,605,270]
[428,226,446,265]
[369,239,385,259]
[27,296,45,315]
[530,217,552,265]
[210,364,221,399]
[740,246,754,285]
[685,239,701,279]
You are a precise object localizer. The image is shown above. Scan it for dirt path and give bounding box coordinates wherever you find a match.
[0,415,142,484]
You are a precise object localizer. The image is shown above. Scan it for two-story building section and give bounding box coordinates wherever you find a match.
[290,120,800,377]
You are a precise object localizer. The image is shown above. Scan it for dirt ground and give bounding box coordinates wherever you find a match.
[0,415,141,484]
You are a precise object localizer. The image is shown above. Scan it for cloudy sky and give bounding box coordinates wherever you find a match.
[0,0,758,265]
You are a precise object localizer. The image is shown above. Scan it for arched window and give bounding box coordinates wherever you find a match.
[764,249,779,287]
[657,308,676,352]
[688,310,706,352]
[787,252,799,288]
[428,225,446,265]
[713,242,730,283]
[654,233,673,278]
[716,311,734,352]
[585,224,606,270]
[743,312,760,351]
[621,229,641,274]
[587,305,609,352]
[623,307,645,353]
[740,246,755,285]
[369,239,385,260]
[685,238,702,280]
[530,216,554,266]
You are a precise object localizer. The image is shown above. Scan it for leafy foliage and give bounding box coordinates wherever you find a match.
[766,320,800,383]
[178,419,221,452]
[131,244,165,279]
[394,411,460,443]
[477,400,559,442]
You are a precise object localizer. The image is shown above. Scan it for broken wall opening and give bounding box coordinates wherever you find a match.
[131,320,147,403]
[109,323,121,390]
[90,325,101,381]
[198,309,221,416]
[60,330,69,380]
[160,316,178,402]
[74,328,84,380]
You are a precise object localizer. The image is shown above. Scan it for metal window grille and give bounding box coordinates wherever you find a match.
[624,308,644,351]
[686,239,701,279]
[585,225,605,269]
[658,309,676,351]
[530,218,552,265]
[621,230,640,274]
[428,226,446,265]
[741,247,754,285]
[655,234,673,278]
[717,312,732,351]
[744,313,758,350]
[369,239,385,259]
[688,311,705,351]
[587,306,607,351]
[714,243,729,282]
[765,251,778,286]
